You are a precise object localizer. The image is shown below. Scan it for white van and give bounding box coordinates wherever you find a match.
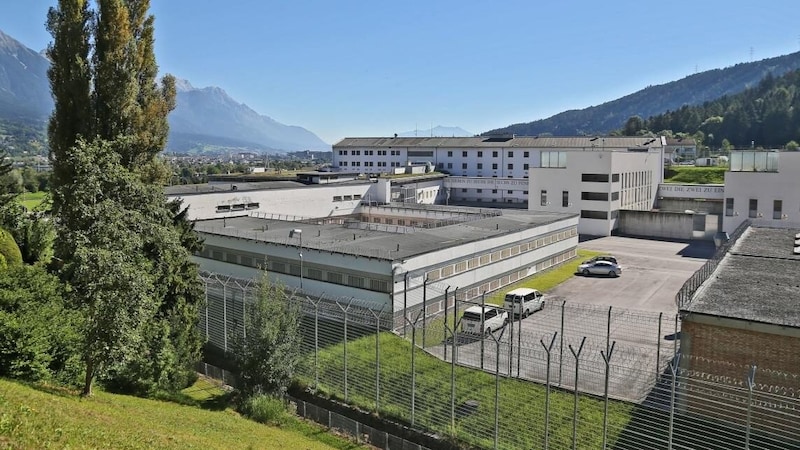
[503,288,545,318]
[461,305,508,335]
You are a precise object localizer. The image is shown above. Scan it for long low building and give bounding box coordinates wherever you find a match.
[191,205,578,325]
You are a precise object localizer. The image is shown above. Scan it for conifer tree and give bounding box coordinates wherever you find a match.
[47,0,202,395]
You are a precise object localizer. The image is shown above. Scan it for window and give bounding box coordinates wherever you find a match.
[447,151,453,157]
[507,163,513,170]
[352,150,360,155]
[582,173,610,182]
[461,188,467,193]
[462,163,468,169]
[339,150,347,155]
[581,192,609,201]
[773,200,783,220]
[749,199,758,218]
[508,151,514,157]
[447,163,453,169]
[508,190,513,194]
[333,195,343,202]
[581,210,608,219]
[611,192,619,201]
[524,151,529,158]
[477,151,483,157]
[408,150,433,157]
[523,163,529,170]
[492,189,498,194]
[462,151,468,157]
[477,163,483,170]
[492,163,498,170]
[562,191,569,207]
[612,173,620,182]
[492,151,498,158]
[725,198,734,217]
[540,190,548,206]
[541,151,567,168]
[477,189,483,193]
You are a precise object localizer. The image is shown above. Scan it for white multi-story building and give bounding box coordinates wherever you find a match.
[722,150,800,233]
[529,149,664,236]
[333,136,666,235]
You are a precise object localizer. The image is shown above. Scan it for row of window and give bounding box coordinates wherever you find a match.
[339,161,403,167]
[440,162,530,171]
[216,203,260,213]
[332,194,362,202]
[442,150,532,158]
[339,149,402,156]
[458,188,528,195]
[200,245,392,293]
[580,210,620,220]
[537,190,621,207]
[425,226,577,282]
[725,198,788,219]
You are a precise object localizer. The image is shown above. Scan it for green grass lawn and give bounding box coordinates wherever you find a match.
[15,191,49,211]
[0,377,365,450]
[663,166,726,184]
[300,332,634,450]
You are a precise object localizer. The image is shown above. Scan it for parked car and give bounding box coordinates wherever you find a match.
[461,305,509,335]
[503,288,545,318]
[578,260,622,277]
[583,255,618,265]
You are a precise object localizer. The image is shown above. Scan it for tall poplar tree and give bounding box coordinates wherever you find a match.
[47,0,202,396]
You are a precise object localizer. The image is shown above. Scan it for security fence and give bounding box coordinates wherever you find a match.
[201,272,800,450]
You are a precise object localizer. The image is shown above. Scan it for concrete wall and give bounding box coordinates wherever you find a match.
[170,183,373,221]
[618,210,695,240]
[722,151,800,233]
[658,198,723,214]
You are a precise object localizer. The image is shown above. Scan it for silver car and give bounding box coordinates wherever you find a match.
[578,260,622,277]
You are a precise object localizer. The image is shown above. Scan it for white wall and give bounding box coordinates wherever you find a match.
[528,150,662,235]
[169,184,372,220]
[722,152,800,233]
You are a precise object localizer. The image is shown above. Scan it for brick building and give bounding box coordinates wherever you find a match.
[679,226,800,433]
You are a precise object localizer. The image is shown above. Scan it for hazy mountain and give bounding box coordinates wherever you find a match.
[397,125,473,137]
[169,79,329,153]
[0,29,329,154]
[485,51,800,136]
[0,29,52,121]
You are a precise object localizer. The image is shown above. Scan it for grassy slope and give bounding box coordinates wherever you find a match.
[15,192,48,211]
[0,378,363,450]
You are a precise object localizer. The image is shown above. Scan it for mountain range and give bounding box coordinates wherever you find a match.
[0,29,329,153]
[485,51,800,136]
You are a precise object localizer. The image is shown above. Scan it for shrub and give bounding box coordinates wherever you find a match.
[0,228,22,268]
[240,394,295,426]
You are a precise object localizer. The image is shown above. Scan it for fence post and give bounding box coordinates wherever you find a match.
[487,327,507,450]
[222,284,228,351]
[656,312,663,385]
[745,365,757,450]
[601,341,616,450]
[507,300,514,377]
[405,311,423,427]
[559,300,566,385]
[444,286,451,361]
[369,308,384,412]
[312,296,322,391]
[540,332,558,450]
[481,292,486,370]
[422,277,428,349]
[516,302,522,377]
[569,337,586,450]
[673,314,678,358]
[606,306,612,356]
[403,273,408,337]
[668,352,681,450]
[204,280,210,342]
[336,300,353,402]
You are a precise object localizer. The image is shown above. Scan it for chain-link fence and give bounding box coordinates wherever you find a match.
[201,271,800,450]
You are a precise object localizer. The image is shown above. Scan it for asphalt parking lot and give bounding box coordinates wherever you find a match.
[549,236,715,313]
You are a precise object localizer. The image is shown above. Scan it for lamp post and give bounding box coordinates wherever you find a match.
[289,229,303,289]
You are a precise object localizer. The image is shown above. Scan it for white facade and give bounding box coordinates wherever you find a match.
[192,211,579,318]
[528,149,664,236]
[722,151,800,233]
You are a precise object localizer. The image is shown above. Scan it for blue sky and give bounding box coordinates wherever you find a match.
[1,1,799,144]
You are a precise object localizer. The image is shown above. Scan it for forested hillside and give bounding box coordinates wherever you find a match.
[632,70,800,149]
[485,51,800,137]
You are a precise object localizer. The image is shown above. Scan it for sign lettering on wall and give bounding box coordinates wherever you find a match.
[658,184,725,200]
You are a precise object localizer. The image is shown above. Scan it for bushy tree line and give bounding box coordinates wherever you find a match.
[0,0,203,397]
[621,70,800,149]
